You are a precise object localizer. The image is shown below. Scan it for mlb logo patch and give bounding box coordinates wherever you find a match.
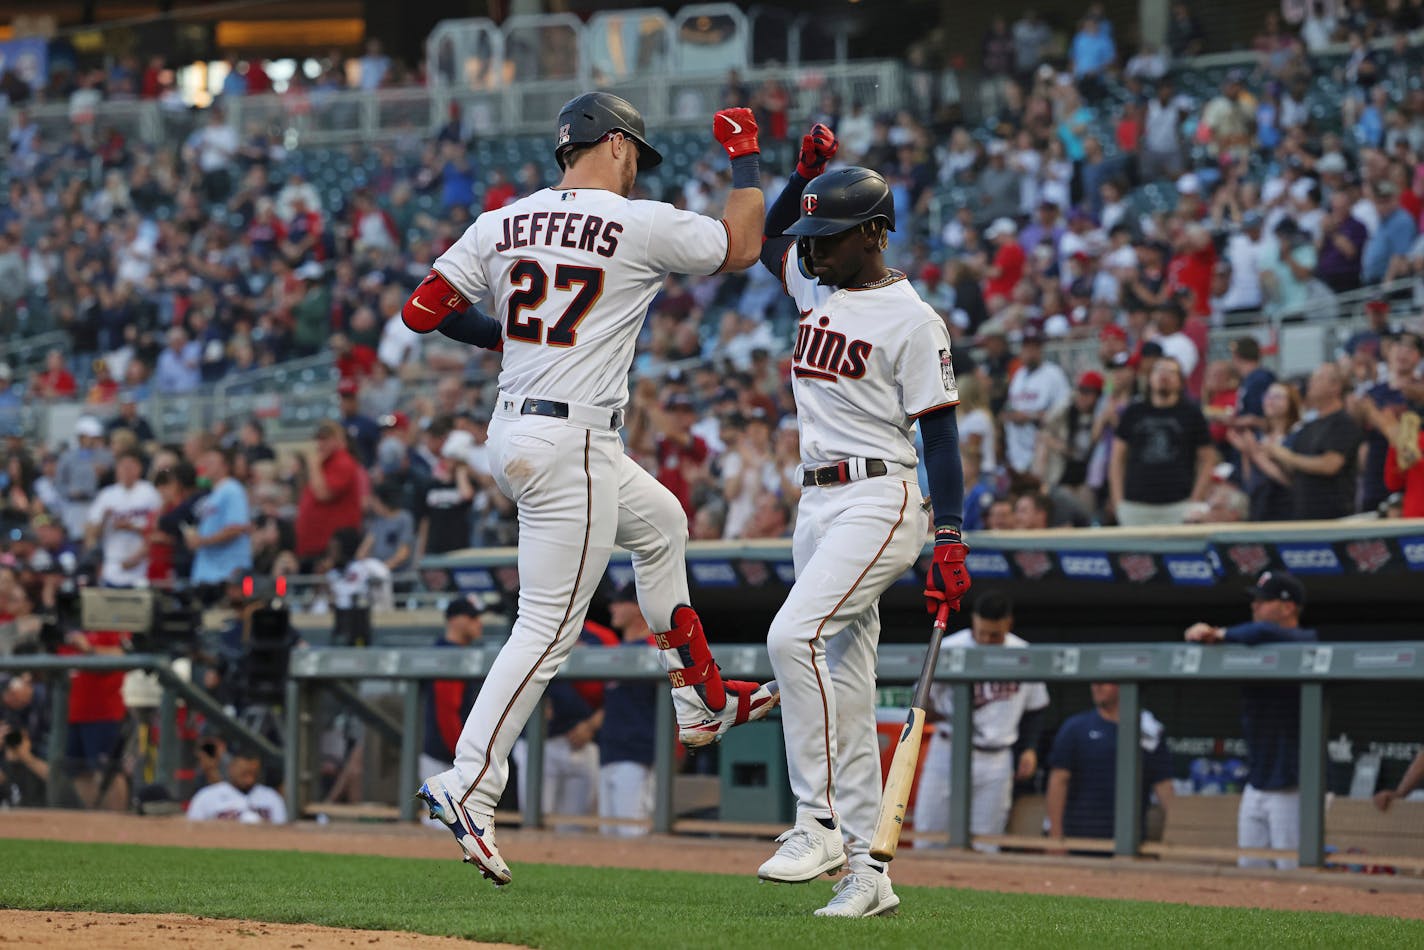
[561,191,577,201]
[558,123,571,145]
[802,194,818,214]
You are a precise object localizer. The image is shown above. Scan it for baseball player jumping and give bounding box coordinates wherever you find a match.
[399,92,776,885]
[754,125,971,917]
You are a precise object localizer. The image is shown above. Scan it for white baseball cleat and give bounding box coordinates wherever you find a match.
[757,816,847,883]
[677,680,779,748]
[415,775,512,886]
[814,869,901,917]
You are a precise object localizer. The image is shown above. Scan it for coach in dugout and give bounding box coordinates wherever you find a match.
[420,595,486,781]
[1185,570,1317,869]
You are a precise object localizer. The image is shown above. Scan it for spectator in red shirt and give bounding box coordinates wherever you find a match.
[32,349,77,401]
[655,394,709,522]
[295,420,366,568]
[482,169,517,213]
[1168,223,1217,318]
[1384,412,1424,517]
[57,629,130,809]
[983,217,1026,306]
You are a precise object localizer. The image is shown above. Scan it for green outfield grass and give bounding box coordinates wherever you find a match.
[0,840,1418,948]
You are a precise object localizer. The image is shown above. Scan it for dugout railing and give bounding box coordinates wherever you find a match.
[2,639,1421,870]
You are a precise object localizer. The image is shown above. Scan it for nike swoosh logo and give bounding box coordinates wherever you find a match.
[412,299,437,314]
[720,114,743,134]
[445,792,485,836]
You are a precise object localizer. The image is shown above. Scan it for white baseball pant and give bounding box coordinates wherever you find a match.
[1237,783,1300,870]
[599,760,654,837]
[767,474,926,864]
[911,736,1014,849]
[436,397,697,820]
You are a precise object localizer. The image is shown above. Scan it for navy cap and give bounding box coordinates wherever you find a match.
[1247,570,1305,606]
[607,583,638,605]
[445,594,484,619]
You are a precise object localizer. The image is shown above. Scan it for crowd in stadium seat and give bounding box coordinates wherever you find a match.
[0,1,1423,645]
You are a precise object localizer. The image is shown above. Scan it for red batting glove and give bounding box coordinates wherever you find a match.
[796,123,838,179]
[714,108,760,158]
[924,532,971,616]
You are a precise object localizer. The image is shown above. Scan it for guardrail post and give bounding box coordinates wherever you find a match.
[284,676,303,822]
[399,681,421,821]
[1113,682,1143,857]
[156,681,180,795]
[949,682,973,849]
[1298,682,1327,868]
[46,675,70,807]
[652,686,675,834]
[522,696,546,829]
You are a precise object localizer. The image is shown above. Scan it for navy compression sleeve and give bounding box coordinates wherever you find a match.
[437,309,503,349]
[919,405,966,533]
[759,170,812,275]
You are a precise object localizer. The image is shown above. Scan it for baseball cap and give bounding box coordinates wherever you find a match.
[1317,152,1348,174]
[75,416,105,439]
[664,393,695,411]
[1099,323,1127,343]
[1241,210,1264,230]
[607,583,638,605]
[1176,173,1201,195]
[1020,321,1045,344]
[1366,297,1391,314]
[985,217,1018,240]
[1139,341,1165,359]
[1077,370,1105,393]
[338,378,359,397]
[0,364,12,381]
[445,594,485,619]
[1246,570,1305,606]
[1109,350,1133,370]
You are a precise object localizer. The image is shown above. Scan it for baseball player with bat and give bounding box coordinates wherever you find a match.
[399,92,777,885]
[755,124,971,917]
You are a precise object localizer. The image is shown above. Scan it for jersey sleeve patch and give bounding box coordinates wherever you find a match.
[901,318,961,419]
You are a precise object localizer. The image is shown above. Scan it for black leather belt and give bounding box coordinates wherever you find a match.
[974,745,1013,754]
[520,398,623,430]
[802,458,888,487]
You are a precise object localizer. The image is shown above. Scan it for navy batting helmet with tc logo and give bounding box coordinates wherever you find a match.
[554,92,663,171]
[787,166,896,237]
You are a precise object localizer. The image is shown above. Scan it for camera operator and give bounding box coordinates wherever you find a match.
[55,625,131,810]
[0,674,49,806]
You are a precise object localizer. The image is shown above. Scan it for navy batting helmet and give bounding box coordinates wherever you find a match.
[555,92,663,171]
[786,167,896,237]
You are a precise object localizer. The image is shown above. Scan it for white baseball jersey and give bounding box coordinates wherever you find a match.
[779,244,959,468]
[87,480,161,587]
[1004,361,1071,473]
[928,629,1049,749]
[186,780,288,824]
[433,188,730,410]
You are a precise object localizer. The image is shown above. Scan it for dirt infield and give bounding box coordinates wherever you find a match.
[0,910,520,949]
[2,810,1421,923]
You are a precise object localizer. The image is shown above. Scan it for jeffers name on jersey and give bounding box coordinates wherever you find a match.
[491,210,623,257]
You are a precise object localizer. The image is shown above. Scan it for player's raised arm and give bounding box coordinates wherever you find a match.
[760,123,838,274]
[712,107,766,272]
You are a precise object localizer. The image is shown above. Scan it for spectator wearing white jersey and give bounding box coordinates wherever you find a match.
[1003,322,1071,477]
[84,450,161,587]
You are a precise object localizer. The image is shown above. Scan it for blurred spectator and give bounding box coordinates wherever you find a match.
[1229,382,1302,522]
[1383,410,1424,516]
[57,627,131,810]
[1363,181,1417,283]
[84,449,160,587]
[359,482,415,572]
[295,420,366,568]
[653,394,710,523]
[983,218,1025,304]
[107,394,156,444]
[1038,370,1104,510]
[31,350,77,401]
[1185,571,1317,870]
[1046,682,1174,847]
[722,411,777,539]
[188,445,252,593]
[420,595,485,777]
[339,379,380,466]
[1110,358,1215,526]
[1264,364,1362,520]
[154,327,201,396]
[186,746,287,823]
[597,585,659,837]
[1230,337,1275,428]
[1374,745,1424,811]
[55,417,113,539]
[414,418,475,560]
[1354,331,1422,511]
[150,462,199,584]
[1004,324,1071,477]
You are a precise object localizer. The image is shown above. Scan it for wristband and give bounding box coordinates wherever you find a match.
[935,526,962,545]
[730,153,761,190]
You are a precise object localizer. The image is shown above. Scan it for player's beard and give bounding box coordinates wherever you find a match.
[620,150,637,196]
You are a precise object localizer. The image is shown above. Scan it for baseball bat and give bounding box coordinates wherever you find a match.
[869,601,951,862]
